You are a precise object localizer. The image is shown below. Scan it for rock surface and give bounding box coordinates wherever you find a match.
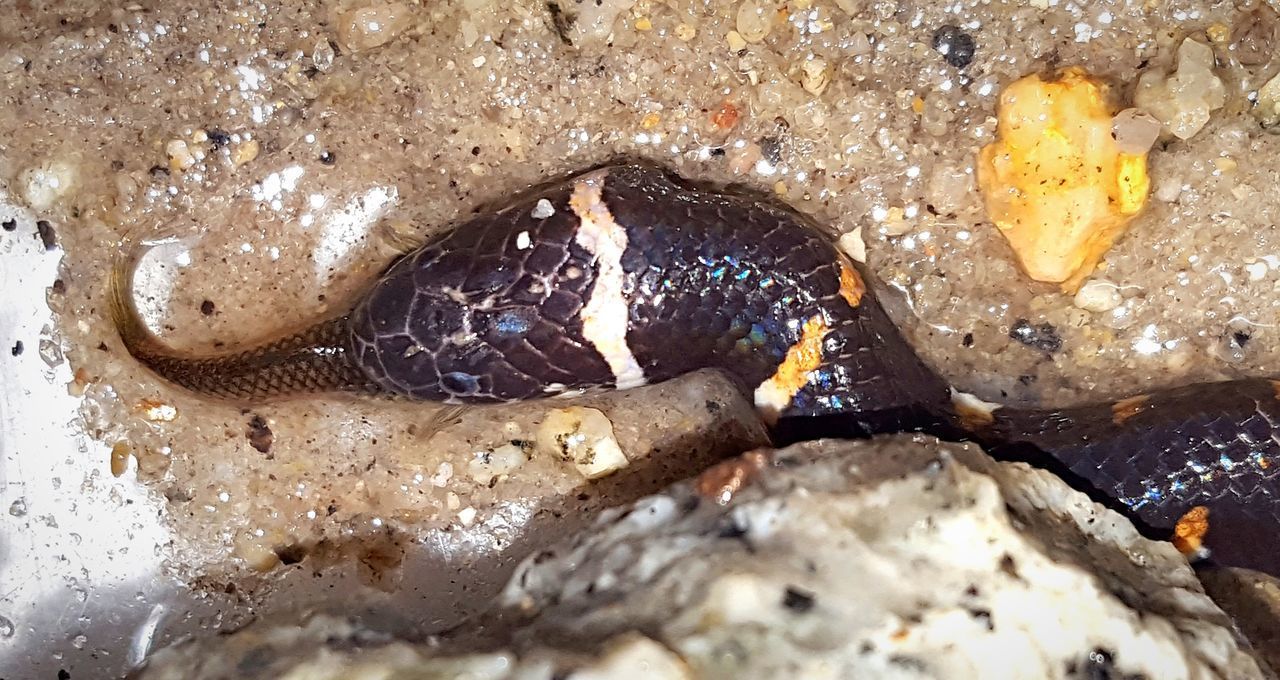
[134,436,1265,679]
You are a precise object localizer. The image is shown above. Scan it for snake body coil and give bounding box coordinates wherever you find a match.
[112,162,1280,576]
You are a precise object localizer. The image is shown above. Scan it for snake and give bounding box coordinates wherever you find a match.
[109,161,1280,577]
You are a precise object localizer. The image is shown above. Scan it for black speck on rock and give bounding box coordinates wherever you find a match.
[782,586,816,612]
[11,340,23,356]
[715,516,750,540]
[931,25,976,68]
[36,220,57,250]
[200,300,216,316]
[2,218,16,231]
[58,670,71,680]
[966,607,994,631]
[206,128,232,148]
[546,1,576,45]
[758,135,783,164]
[998,553,1022,580]
[1065,647,1147,680]
[319,150,336,165]
[1009,318,1062,353]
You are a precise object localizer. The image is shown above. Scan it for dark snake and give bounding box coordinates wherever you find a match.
[110,161,1280,577]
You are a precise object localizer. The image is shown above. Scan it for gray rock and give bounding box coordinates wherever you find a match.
[134,435,1266,679]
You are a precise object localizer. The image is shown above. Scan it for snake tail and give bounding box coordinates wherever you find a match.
[108,253,376,401]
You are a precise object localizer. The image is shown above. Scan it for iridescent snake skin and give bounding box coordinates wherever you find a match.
[111,162,1280,576]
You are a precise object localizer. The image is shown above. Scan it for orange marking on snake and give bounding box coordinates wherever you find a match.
[838,260,865,308]
[1172,506,1210,557]
[753,314,830,421]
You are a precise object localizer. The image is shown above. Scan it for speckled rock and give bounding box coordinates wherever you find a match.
[132,436,1266,679]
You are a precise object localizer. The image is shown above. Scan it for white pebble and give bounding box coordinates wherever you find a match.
[457,506,477,526]
[799,56,830,96]
[1258,71,1280,128]
[429,461,454,487]
[838,227,867,263]
[735,0,774,43]
[166,139,196,171]
[467,443,528,485]
[568,0,638,48]
[1111,109,1162,154]
[1154,175,1183,203]
[1246,261,1269,282]
[531,198,555,219]
[20,158,77,210]
[1074,279,1123,312]
[337,2,411,52]
[1134,38,1226,141]
[536,406,629,480]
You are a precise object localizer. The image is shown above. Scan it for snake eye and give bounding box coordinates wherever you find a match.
[440,371,480,396]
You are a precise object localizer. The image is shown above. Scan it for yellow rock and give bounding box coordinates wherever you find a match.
[977,67,1150,292]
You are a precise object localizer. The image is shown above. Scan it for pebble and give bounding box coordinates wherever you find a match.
[457,506,477,527]
[799,56,830,96]
[337,2,411,52]
[429,461,454,487]
[467,443,529,486]
[233,530,282,572]
[1073,279,1123,312]
[166,139,197,172]
[847,31,871,55]
[839,228,867,263]
[232,139,260,167]
[569,0,638,47]
[20,158,77,210]
[536,406,629,480]
[1154,174,1183,203]
[726,30,748,53]
[1257,71,1280,130]
[1133,38,1226,140]
[727,142,763,174]
[878,206,912,236]
[931,25,976,68]
[735,1,774,43]
[1111,109,1162,155]
[110,442,132,477]
[977,67,1149,289]
[925,163,971,213]
[311,39,335,71]
[531,198,555,219]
